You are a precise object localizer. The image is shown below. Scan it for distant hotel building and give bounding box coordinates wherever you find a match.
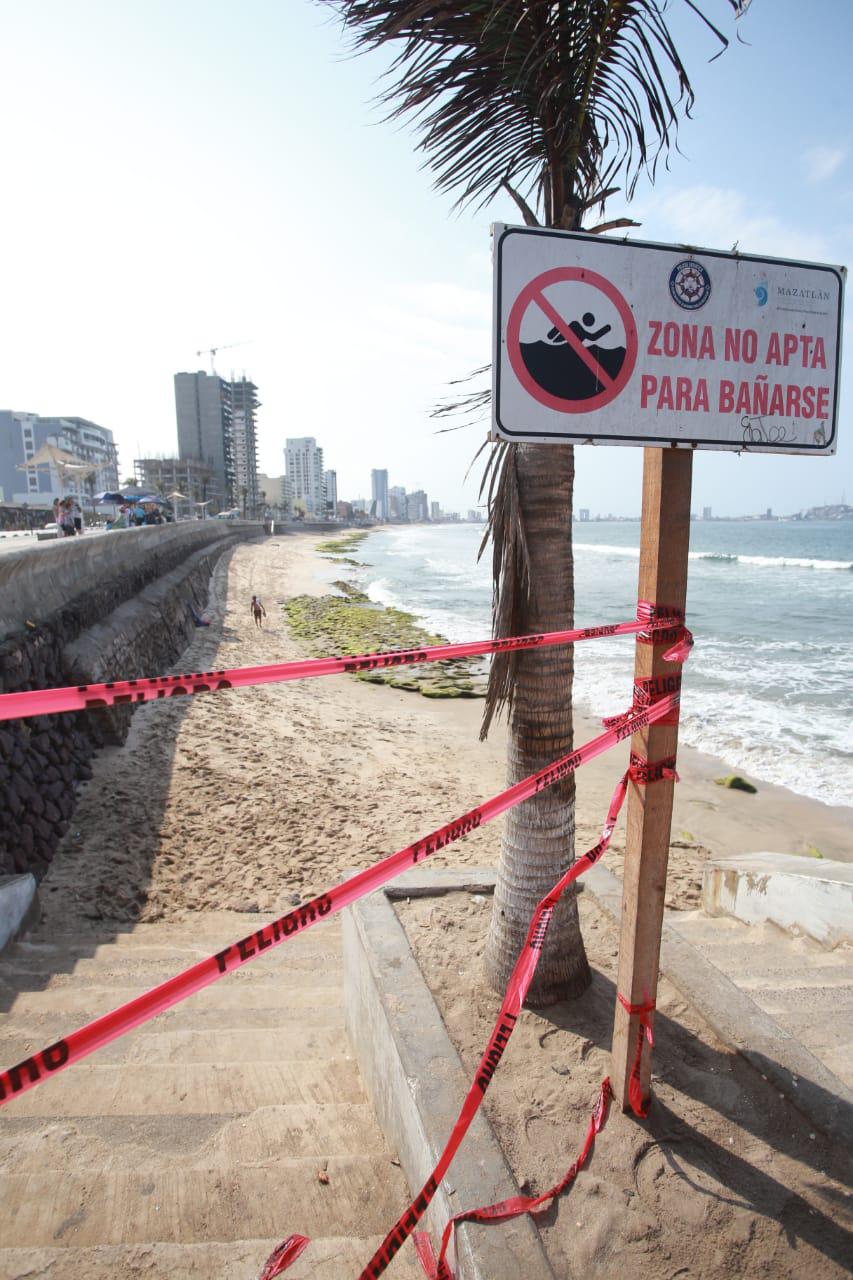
[174,370,260,514]
[389,485,407,520]
[0,410,118,506]
[285,437,325,515]
[406,489,429,522]
[371,469,389,521]
[323,469,338,516]
[430,501,441,521]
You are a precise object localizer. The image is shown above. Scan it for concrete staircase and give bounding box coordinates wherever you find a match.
[0,912,424,1279]
[666,909,853,1091]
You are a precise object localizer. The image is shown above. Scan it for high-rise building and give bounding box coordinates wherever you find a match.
[430,501,441,521]
[0,410,119,506]
[256,472,284,515]
[174,371,234,512]
[389,485,407,520]
[230,377,260,515]
[285,437,325,515]
[702,506,712,520]
[371,469,389,521]
[406,489,429,522]
[323,469,338,516]
[174,371,261,514]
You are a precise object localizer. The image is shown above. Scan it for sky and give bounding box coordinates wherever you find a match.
[1,0,851,518]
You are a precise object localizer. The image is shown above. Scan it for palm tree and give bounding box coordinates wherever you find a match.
[325,0,745,1004]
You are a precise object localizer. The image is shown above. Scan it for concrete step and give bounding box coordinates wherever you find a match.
[667,909,853,1091]
[0,955,343,992]
[0,1025,350,1066]
[0,1236,427,1279]
[0,1155,413,1246]
[0,1103,397,1171]
[669,914,851,976]
[9,924,343,963]
[0,979,344,1018]
[0,1001,345,1040]
[1,1059,364,1118]
[29,914,344,948]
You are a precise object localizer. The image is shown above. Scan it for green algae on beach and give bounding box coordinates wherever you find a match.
[315,531,370,558]
[714,774,758,794]
[284,584,486,699]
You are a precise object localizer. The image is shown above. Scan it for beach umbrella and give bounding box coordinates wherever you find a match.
[94,491,126,504]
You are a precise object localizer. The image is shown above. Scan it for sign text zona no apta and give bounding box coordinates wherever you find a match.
[492,224,844,454]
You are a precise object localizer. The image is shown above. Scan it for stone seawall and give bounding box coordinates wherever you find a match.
[0,523,261,882]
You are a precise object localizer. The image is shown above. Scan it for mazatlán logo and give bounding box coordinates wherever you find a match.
[669,259,712,310]
[754,280,769,306]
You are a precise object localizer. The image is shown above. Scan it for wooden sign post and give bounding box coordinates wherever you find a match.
[611,445,693,1112]
[492,222,843,1113]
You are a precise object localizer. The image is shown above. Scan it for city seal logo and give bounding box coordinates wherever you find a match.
[668,259,712,311]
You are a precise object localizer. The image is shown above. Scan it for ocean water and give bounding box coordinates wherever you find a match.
[341,520,853,809]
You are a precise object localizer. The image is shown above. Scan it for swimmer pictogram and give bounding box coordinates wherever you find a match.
[506,266,638,414]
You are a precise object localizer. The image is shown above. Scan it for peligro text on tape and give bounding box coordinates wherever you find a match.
[262,756,640,1280]
[0,691,679,1107]
[0,603,689,723]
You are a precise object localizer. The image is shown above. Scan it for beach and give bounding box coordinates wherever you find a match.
[33,531,853,1277]
[42,531,852,929]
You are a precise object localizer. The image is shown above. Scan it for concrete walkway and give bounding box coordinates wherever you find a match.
[0,911,423,1279]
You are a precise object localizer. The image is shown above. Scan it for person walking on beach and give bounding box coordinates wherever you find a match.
[251,595,266,629]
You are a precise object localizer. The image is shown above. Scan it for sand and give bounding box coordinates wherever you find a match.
[42,532,852,930]
[38,533,853,1275]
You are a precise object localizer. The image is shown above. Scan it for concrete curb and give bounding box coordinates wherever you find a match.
[585,862,853,1144]
[702,853,853,948]
[343,871,554,1280]
[0,874,39,952]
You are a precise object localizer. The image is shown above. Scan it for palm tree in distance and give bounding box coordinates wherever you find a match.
[324,0,747,1004]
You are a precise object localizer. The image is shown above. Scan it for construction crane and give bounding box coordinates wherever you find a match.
[196,341,251,376]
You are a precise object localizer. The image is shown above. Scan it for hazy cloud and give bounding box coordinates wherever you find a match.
[805,146,845,183]
[637,185,830,262]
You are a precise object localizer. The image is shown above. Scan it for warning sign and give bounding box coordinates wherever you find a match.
[493,224,845,454]
[507,266,637,414]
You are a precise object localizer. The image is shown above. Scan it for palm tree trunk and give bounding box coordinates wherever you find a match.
[483,442,590,1006]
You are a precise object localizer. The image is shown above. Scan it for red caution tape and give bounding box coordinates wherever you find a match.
[263,760,641,1280]
[0,691,680,1110]
[0,608,685,723]
[627,752,679,786]
[259,1236,310,1279]
[616,993,656,1119]
[636,601,693,664]
[412,1079,611,1280]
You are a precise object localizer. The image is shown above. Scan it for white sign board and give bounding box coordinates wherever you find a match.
[492,224,844,453]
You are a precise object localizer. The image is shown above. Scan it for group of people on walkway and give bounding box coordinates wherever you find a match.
[108,502,167,529]
[53,497,83,536]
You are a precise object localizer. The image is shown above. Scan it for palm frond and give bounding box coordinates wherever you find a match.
[323,2,743,219]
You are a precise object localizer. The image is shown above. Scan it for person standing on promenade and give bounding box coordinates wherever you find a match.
[251,596,266,629]
[60,498,76,536]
